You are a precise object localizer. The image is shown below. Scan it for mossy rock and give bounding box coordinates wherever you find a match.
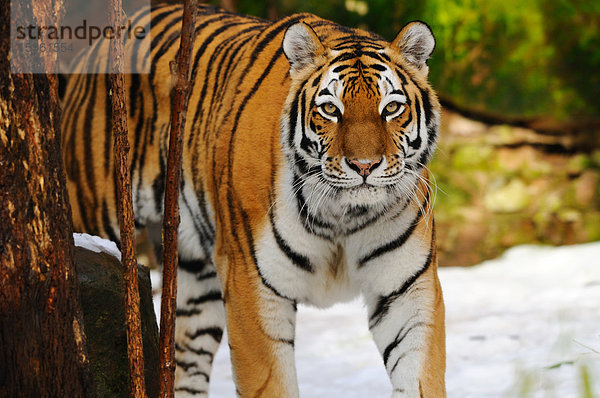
[74,247,159,398]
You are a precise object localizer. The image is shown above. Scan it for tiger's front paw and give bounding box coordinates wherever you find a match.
[391,387,420,398]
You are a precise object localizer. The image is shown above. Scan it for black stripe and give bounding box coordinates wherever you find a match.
[358,191,430,268]
[196,188,216,240]
[298,89,318,156]
[407,99,422,150]
[134,118,151,212]
[152,123,168,215]
[329,51,360,64]
[150,12,182,52]
[230,41,286,139]
[400,109,413,129]
[181,189,212,247]
[185,327,223,342]
[379,52,391,62]
[151,172,165,216]
[311,74,322,87]
[370,63,387,71]
[83,68,99,229]
[127,6,153,71]
[369,248,434,327]
[101,200,120,245]
[128,73,143,211]
[176,343,215,360]
[383,318,425,366]
[416,86,438,167]
[72,162,92,233]
[270,209,314,273]
[361,50,388,62]
[174,387,207,395]
[389,324,431,375]
[287,92,300,149]
[227,15,307,157]
[103,74,113,176]
[318,87,331,96]
[174,361,209,382]
[196,271,217,281]
[275,338,295,347]
[332,64,350,73]
[189,20,252,146]
[234,195,296,302]
[394,67,409,86]
[193,25,261,146]
[179,258,208,274]
[176,308,202,317]
[186,291,222,306]
[419,86,434,126]
[414,92,422,137]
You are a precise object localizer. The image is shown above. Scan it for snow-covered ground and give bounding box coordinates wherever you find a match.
[146,243,600,397]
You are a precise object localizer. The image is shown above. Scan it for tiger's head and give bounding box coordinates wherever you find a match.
[281,20,440,213]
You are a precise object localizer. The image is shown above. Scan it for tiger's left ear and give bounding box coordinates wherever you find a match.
[392,21,435,76]
[283,22,325,76]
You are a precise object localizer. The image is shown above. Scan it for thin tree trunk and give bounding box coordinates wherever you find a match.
[0,0,95,397]
[108,1,147,397]
[159,0,198,396]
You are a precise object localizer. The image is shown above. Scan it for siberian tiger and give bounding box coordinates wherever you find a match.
[61,3,445,397]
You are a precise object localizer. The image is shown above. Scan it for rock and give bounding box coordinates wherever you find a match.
[74,247,159,398]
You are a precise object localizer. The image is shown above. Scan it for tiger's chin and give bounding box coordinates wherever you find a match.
[333,181,408,209]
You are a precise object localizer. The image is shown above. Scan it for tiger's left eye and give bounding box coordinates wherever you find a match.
[384,101,400,115]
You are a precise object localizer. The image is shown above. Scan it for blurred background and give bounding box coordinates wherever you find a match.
[205,0,600,266]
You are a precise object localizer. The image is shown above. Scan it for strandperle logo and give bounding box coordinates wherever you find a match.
[10,0,151,74]
[14,19,147,47]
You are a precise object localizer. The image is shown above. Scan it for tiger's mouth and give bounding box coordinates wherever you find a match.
[320,155,407,189]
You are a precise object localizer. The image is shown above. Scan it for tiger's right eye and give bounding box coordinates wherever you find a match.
[320,103,339,116]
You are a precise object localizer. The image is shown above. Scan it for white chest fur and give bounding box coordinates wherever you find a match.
[255,169,427,309]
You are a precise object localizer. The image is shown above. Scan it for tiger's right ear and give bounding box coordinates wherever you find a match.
[283,22,324,75]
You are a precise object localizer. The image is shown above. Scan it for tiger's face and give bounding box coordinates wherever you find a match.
[282,21,440,210]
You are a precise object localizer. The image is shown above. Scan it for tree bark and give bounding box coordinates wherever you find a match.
[0,1,95,397]
[159,1,199,397]
[108,0,148,397]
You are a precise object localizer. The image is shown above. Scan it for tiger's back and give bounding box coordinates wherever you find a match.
[62,3,446,397]
[62,4,272,249]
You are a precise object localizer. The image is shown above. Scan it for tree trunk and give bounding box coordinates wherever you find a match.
[0,0,95,397]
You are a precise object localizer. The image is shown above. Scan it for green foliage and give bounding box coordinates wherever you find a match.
[219,0,600,124]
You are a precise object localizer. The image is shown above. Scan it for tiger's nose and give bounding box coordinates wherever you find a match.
[346,158,382,177]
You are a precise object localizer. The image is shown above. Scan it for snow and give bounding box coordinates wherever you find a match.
[73,232,121,260]
[148,242,600,397]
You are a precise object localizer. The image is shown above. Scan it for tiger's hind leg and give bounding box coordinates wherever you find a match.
[173,259,225,397]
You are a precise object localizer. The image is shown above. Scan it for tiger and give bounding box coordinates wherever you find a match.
[61,2,445,397]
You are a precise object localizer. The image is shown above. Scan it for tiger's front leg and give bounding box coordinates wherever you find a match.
[355,226,446,398]
[216,252,299,398]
